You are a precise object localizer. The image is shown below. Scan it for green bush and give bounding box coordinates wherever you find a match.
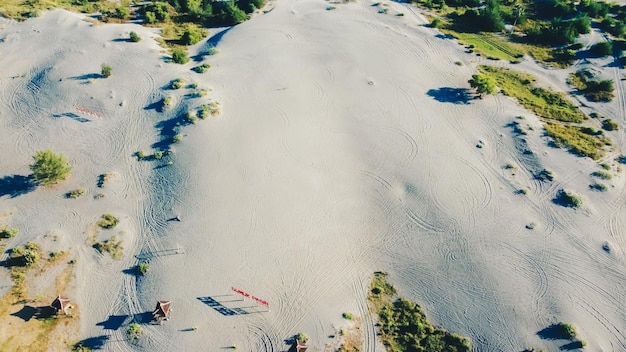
[207,47,219,55]
[101,63,112,78]
[589,182,607,191]
[342,312,353,320]
[154,151,164,160]
[127,323,142,340]
[295,332,309,344]
[469,74,496,96]
[0,227,19,239]
[66,188,86,199]
[171,78,185,89]
[93,236,123,259]
[136,262,150,275]
[30,149,71,186]
[555,190,583,208]
[589,41,613,57]
[185,111,198,124]
[129,31,141,42]
[591,170,612,179]
[171,48,190,64]
[136,150,147,160]
[10,243,40,267]
[602,119,619,131]
[192,63,211,73]
[556,322,577,339]
[114,6,129,19]
[173,134,183,143]
[180,26,204,45]
[97,214,119,229]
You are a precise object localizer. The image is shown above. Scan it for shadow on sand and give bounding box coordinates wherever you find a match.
[427,87,473,104]
[96,315,129,330]
[0,174,36,198]
[11,305,56,322]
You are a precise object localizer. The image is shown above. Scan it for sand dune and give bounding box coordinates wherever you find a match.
[1,0,626,351]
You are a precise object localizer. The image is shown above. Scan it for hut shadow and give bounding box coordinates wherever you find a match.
[134,311,156,325]
[73,335,110,350]
[51,112,91,123]
[427,87,473,104]
[11,305,56,322]
[69,73,102,80]
[0,174,36,198]
[96,314,129,330]
[197,296,261,316]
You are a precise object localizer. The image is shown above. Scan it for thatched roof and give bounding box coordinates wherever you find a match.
[51,296,71,313]
[153,300,171,321]
[296,339,308,352]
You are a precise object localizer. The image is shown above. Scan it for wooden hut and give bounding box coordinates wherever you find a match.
[51,296,71,315]
[152,300,171,324]
[295,339,308,352]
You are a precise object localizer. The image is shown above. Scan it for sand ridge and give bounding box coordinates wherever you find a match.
[1,0,626,351]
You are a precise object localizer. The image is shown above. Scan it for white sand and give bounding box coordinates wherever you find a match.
[1,0,626,351]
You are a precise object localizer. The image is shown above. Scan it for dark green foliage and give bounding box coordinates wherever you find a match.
[192,63,211,73]
[580,0,610,19]
[101,63,112,78]
[591,170,612,179]
[602,119,619,131]
[445,0,479,8]
[30,149,71,186]
[461,0,504,32]
[127,323,142,340]
[142,2,170,23]
[114,6,129,19]
[525,20,582,45]
[589,182,607,191]
[9,243,40,267]
[556,322,577,339]
[236,0,265,13]
[569,70,614,102]
[0,227,19,239]
[295,333,309,344]
[590,41,613,57]
[171,48,190,64]
[129,31,141,42]
[180,27,203,45]
[97,214,119,229]
[555,190,583,208]
[468,74,496,96]
[533,0,576,19]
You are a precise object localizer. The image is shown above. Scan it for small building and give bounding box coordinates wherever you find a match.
[51,296,71,315]
[295,339,307,352]
[153,300,171,324]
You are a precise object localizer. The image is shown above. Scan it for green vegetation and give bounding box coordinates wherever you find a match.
[0,226,18,239]
[173,134,183,143]
[342,312,354,320]
[295,332,309,344]
[192,63,211,73]
[185,110,199,124]
[535,169,554,182]
[544,122,610,159]
[568,70,614,102]
[154,151,164,160]
[96,214,119,229]
[180,25,206,45]
[9,242,40,267]
[66,188,86,199]
[591,170,612,180]
[171,78,185,89]
[589,182,607,191]
[136,150,147,160]
[127,323,142,340]
[444,31,524,63]
[368,272,471,352]
[101,63,112,78]
[555,189,583,208]
[136,262,150,275]
[207,47,219,55]
[163,96,173,107]
[30,149,71,186]
[479,66,585,123]
[199,102,221,118]
[129,31,141,42]
[602,119,619,131]
[468,73,496,96]
[93,236,123,259]
[556,322,577,339]
[171,48,190,64]
[590,41,613,57]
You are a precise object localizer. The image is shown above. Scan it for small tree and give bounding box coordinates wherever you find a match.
[469,74,496,97]
[30,149,71,186]
[171,48,189,64]
[129,31,141,42]
[590,41,613,57]
[136,262,150,275]
[101,63,112,78]
[127,323,142,340]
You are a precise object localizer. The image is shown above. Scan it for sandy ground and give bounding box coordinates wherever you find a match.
[1,0,626,351]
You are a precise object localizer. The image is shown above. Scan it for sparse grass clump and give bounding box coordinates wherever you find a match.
[199,102,221,119]
[66,188,86,199]
[98,173,110,188]
[136,262,150,275]
[342,312,354,320]
[555,189,583,208]
[589,182,607,191]
[171,78,185,89]
[568,70,614,102]
[535,169,554,182]
[101,63,112,78]
[171,48,190,64]
[96,214,119,229]
[544,122,610,160]
[163,96,173,107]
[127,323,142,340]
[591,170,612,179]
[207,47,219,55]
[185,111,198,124]
[129,31,141,42]
[556,322,577,339]
[93,236,123,259]
[296,332,309,344]
[0,226,19,239]
[154,151,164,160]
[173,134,183,143]
[9,242,40,267]
[136,150,147,160]
[444,32,524,63]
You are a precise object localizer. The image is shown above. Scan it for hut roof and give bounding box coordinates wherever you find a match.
[51,296,71,312]
[153,300,171,319]
[296,339,308,352]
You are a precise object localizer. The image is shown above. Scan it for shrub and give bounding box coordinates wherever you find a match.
[295,333,309,344]
[0,227,19,239]
[66,188,86,199]
[589,41,613,57]
[468,74,496,96]
[101,63,112,78]
[97,214,119,229]
[180,26,205,45]
[136,150,147,160]
[10,243,40,267]
[127,323,142,340]
[555,189,583,208]
[163,96,173,107]
[154,151,164,160]
[591,170,612,179]
[535,169,554,182]
[136,262,150,275]
[171,48,190,64]
[192,63,211,73]
[342,312,353,320]
[589,182,607,191]
[30,149,71,186]
[556,322,577,339]
[173,134,183,143]
[114,6,129,19]
[171,78,185,89]
[93,236,123,259]
[207,47,219,55]
[185,111,198,124]
[129,31,141,42]
[602,119,619,131]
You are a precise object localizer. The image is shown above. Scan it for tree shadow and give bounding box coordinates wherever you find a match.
[537,324,566,340]
[0,174,36,198]
[111,38,131,43]
[192,27,232,61]
[426,87,473,104]
[560,341,584,350]
[68,73,101,80]
[96,314,129,330]
[72,335,110,350]
[11,305,57,322]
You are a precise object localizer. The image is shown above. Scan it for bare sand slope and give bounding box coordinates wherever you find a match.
[1,0,626,351]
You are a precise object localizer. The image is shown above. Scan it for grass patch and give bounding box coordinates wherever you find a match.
[0,226,19,239]
[170,78,185,89]
[66,188,86,199]
[368,272,471,352]
[93,236,123,259]
[544,123,610,160]
[192,63,211,73]
[568,70,615,102]
[479,65,585,123]
[591,170,612,180]
[444,31,524,62]
[525,45,576,68]
[589,182,607,191]
[342,312,354,320]
[173,134,183,143]
[555,189,583,208]
[96,214,119,229]
[199,102,221,119]
[602,119,619,131]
